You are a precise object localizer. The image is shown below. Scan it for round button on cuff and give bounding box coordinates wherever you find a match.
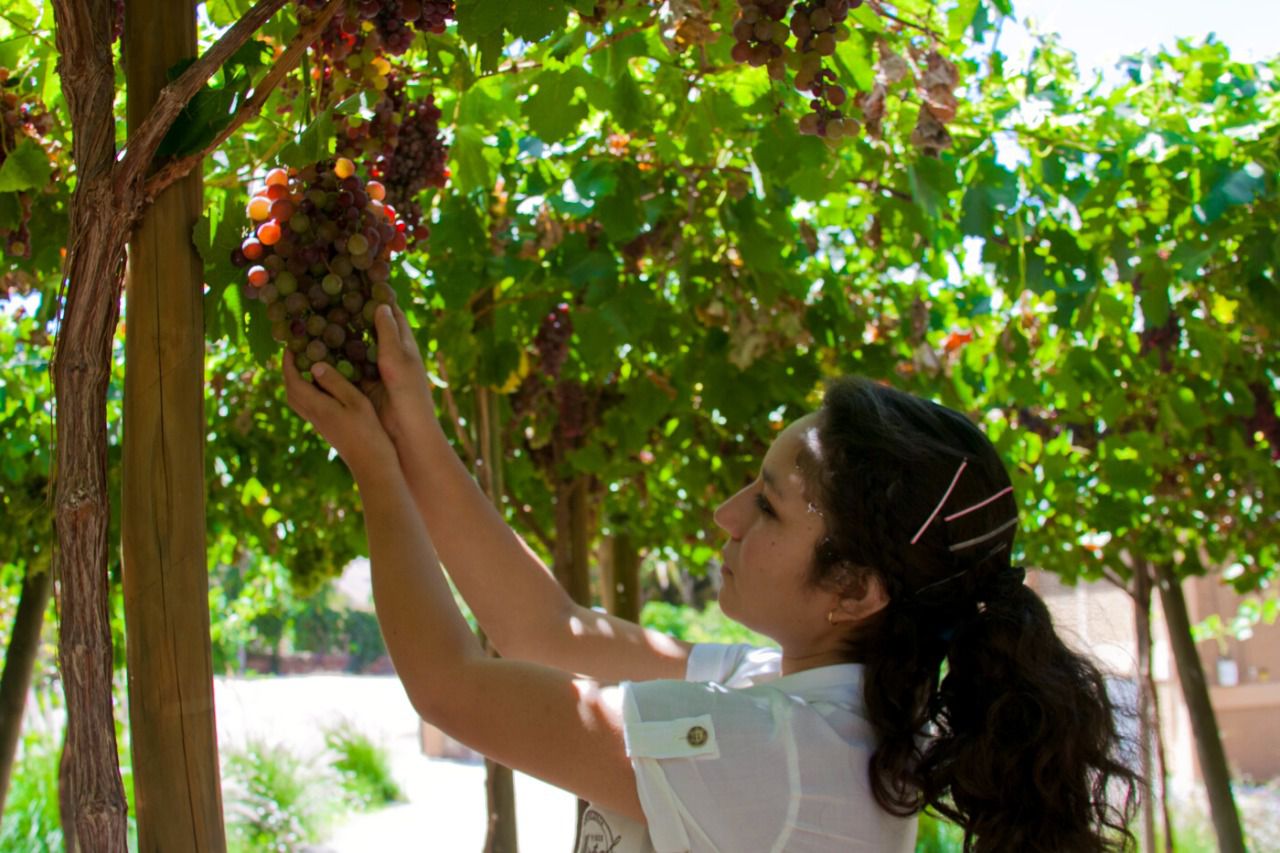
[685,725,709,747]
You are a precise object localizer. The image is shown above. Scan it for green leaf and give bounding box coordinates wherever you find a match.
[947,0,981,41]
[523,69,590,143]
[505,1,567,42]
[156,41,269,160]
[0,139,52,192]
[277,109,336,169]
[1200,165,1266,223]
[0,193,21,230]
[452,125,494,195]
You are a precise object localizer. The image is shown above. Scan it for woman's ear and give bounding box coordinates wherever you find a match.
[835,573,889,623]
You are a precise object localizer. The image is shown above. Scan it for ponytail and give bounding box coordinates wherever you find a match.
[914,583,1138,851]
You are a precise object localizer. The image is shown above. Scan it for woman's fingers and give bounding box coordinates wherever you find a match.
[282,349,328,416]
[310,361,366,410]
[374,303,401,355]
[392,302,416,352]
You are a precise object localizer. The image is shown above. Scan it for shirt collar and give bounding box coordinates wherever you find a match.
[744,662,864,709]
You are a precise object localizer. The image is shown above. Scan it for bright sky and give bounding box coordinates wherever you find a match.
[1002,0,1278,74]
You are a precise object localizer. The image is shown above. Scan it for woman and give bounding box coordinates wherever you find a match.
[283,303,1139,852]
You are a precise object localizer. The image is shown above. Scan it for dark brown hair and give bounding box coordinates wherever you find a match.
[805,376,1139,852]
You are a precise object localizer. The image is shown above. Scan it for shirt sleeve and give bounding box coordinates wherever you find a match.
[617,677,798,852]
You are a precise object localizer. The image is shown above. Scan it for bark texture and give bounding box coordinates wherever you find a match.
[51,2,133,848]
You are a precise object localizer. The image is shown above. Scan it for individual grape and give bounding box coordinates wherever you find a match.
[305,339,329,362]
[257,221,283,245]
[247,196,272,221]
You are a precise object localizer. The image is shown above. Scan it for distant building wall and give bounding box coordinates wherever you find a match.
[1026,568,1280,792]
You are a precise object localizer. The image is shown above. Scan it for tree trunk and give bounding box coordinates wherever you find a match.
[1133,563,1156,853]
[553,476,593,608]
[1149,661,1174,853]
[120,1,226,849]
[603,529,641,623]
[1152,560,1246,853]
[0,564,54,817]
[474,383,519,853]
[50,2,134,848]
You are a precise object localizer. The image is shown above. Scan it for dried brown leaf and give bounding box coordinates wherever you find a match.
[910,105,953,156]
[921,51,958,91]
[922,84,958,123]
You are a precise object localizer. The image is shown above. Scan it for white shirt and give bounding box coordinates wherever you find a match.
[575,642,918,853]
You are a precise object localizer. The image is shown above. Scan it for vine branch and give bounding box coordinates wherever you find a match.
[869,0,943,40]
[115,0,292,196]
[143,0,345,201]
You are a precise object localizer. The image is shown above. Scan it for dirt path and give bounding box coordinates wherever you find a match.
[215,674,578,852]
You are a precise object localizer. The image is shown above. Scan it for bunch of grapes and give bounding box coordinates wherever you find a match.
[337,74,449,245]
[230,158,409,385]
[729,0,862,139]
[0,70,56,259]
[298,0,455,58]
[534,303,573,379]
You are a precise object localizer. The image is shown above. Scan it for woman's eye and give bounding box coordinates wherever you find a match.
[754,493,776,517]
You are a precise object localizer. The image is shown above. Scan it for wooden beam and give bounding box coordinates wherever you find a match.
[121,0,225,849]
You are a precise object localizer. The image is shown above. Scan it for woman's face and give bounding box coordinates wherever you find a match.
[713,413,839,645]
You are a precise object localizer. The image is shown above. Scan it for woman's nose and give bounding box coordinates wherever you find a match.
[713,487,747,537]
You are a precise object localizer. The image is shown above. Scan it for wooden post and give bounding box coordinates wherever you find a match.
[121,0,226,848]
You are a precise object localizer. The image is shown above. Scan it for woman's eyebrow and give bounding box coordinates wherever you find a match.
[761,466,784,498]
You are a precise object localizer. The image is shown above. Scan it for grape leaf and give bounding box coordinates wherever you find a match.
[156,40,270,160]
[523,69,590,143]
[0,139,53,192]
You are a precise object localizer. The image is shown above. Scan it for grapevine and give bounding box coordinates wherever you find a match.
[230,158,409,389]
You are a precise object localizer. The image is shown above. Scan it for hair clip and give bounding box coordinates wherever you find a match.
[948,517,1019,552]
[911,458,967,545]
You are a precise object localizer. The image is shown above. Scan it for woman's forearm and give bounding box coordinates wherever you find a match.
[356,462,484,713]
[393,419,575,657]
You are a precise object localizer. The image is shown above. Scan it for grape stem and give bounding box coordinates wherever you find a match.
[138,0,346,203]
[475,19,658,81]
[868,0,942,41]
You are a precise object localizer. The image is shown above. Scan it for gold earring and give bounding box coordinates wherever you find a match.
[827,609,837,625]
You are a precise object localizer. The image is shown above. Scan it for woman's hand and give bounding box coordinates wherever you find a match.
[283,348,398,482]
[363,302,439,447]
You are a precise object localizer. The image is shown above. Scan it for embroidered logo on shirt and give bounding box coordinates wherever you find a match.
[577,807,622,853]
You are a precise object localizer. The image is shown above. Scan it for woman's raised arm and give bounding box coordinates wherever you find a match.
[372,304,693,682]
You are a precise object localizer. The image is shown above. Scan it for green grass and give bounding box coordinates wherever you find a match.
[222,738,333,853]
[0,730,64,851]
[322,720,404,810]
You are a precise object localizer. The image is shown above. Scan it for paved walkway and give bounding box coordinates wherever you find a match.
[214,675,579,852]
